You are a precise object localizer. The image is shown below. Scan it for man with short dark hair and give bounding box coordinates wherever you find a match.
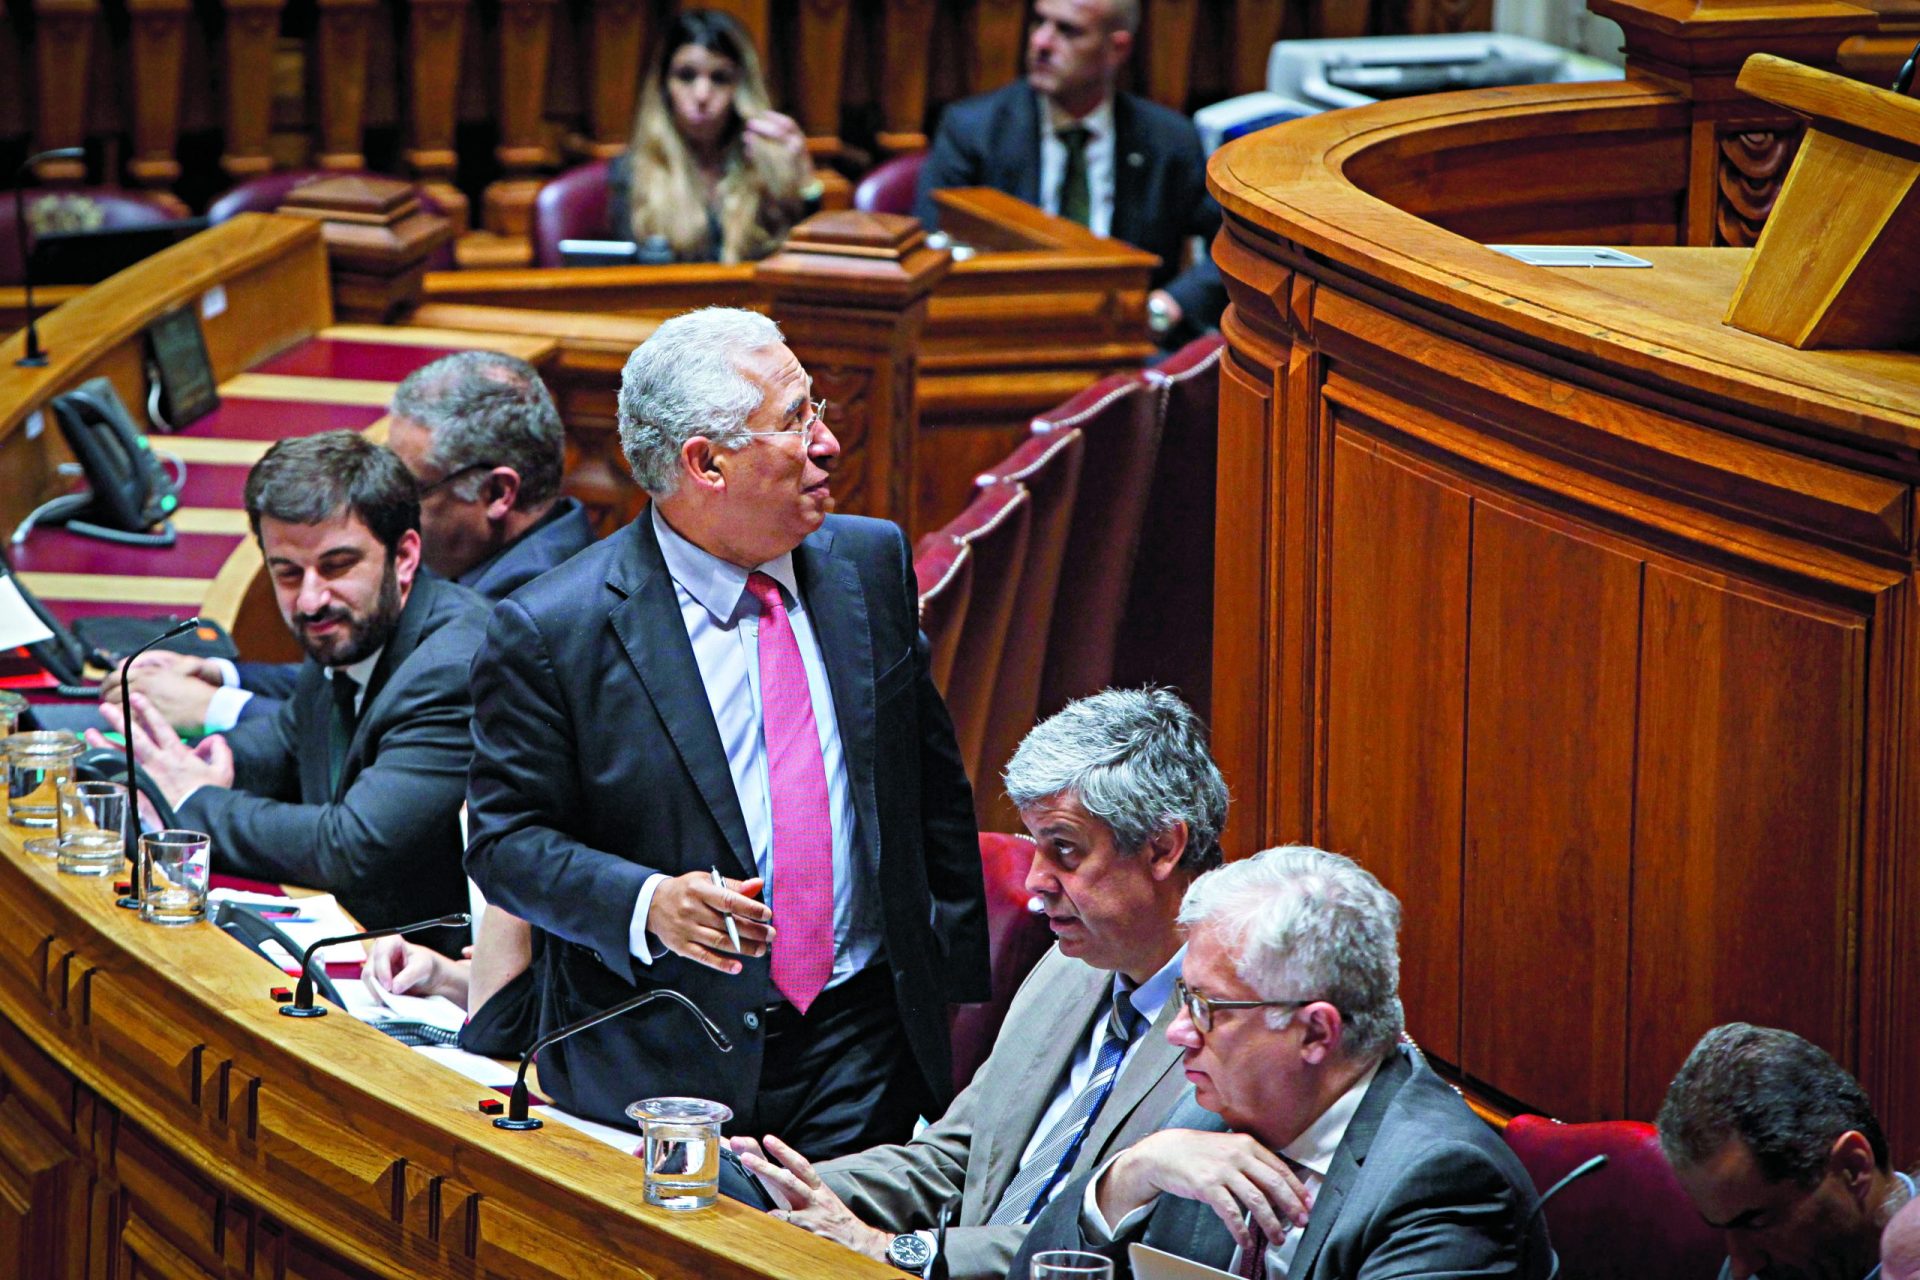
[96,431,487,940]
[1659,1023,1915,1280]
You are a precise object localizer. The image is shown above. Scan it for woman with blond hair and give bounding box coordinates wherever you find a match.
[607,9,814,263]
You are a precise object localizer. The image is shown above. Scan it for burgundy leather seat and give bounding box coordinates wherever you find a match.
[914,534,974,694]
[206,170,455,269]
[853,152,927,217]
[1030,372,1163,717]
[947,832,1051,1093]
[1502,1115,1724,1280]
[532,160,614,267]
[1112,334,1224,720]
[0,187,190,284]
[970,427,1085,830]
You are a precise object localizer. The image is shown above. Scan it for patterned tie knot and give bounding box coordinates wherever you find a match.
[746,571,785,617]
[1058,124,1090,152]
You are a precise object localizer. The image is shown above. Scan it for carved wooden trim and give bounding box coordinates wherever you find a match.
[124,0,191,186]
[1714,123,1804,247]
[219,0,285,178]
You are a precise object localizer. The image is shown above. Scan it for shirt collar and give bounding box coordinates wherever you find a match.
[323,646,384,694]
[1124,943,1186,1027]
[1046,95,1115,141]
[651,504,800,623]
[1283,1058,1382,1178]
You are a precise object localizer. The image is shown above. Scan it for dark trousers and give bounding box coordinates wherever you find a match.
[743,964,929,1162]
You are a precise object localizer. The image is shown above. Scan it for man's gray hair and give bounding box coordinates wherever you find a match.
[617,308,785,496]
[389,351,564,509]
[1179,846,1406,1060]
[1107,0,1141,35]
[1003,687,1227,873]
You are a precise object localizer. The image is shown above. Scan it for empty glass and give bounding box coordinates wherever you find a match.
[0,690,26,737]
[140,829,210,925]
[1030,1252,1115,1280]
[6,731,83,847]
[56,780,128,876]
[625,1097,733,1210]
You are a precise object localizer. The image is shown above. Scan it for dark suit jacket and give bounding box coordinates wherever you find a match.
[1011,1046,1554,1280]
[913,82,1226,329]
[233,502,596,723]
[179,574,488,944]
[464,512,990,1127]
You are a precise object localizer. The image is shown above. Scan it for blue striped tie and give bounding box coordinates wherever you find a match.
[988,983,1144,1225]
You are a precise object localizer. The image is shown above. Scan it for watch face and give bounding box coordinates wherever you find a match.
[887,1234,934,1270]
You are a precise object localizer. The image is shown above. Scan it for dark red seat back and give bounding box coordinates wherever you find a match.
[0,187,190,284]
[1031,372,1162,717]
[948,832,1052,1093]
[533,160,614,268]
[207,171,454,269]
[853,152,927,217]
[914,534,974,693]
[933,483,1032,798]
[1503,1115,1724,1280]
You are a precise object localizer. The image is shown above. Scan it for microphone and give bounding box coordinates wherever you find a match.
[1027,895,1045,914]
[494,988,733,1131]
[115,616,205,910]
[1534,1154,1607,1211]
[278,913,470,1017]
[12,147,87,369]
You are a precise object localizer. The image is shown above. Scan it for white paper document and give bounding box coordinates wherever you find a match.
[0,578,56,650]
[1131,1243,1238,1280]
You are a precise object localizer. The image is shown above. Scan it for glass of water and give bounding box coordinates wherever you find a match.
[0,690,26,737]
[140,829,210,925]
[625,1097,733,1210]
[56,780,128,876]
[1031,1252,1115,1280]
[6,731,84,849]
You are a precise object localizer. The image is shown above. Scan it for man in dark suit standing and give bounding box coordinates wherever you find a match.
[96,432,486,943]
[464,307,989,1152]
[914,0,1225,343]
[1012,846,1551,1280]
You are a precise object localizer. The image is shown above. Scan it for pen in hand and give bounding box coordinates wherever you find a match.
[711,866,744,955]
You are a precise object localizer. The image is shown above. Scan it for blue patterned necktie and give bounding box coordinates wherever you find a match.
[988,980,1144,1225]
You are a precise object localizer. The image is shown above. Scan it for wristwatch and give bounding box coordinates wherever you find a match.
[1146,292,1177,338]
[885,1232,935,1273]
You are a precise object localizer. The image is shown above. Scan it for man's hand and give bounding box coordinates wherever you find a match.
[1096,1130,1313,1255]
[99,649,221,701]
[363,935,472,1006]
[647,872,772,975]
[728,1135,894,1261]
[87,692,234,808]
[100,650,226,734]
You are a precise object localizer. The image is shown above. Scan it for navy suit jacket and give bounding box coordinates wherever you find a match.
[464,512,989,1127]
[914,81,1226,329]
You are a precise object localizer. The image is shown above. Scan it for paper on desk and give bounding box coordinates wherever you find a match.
[0,578,56,650]
[367,985,467,1033]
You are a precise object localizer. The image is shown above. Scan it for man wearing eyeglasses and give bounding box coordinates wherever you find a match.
[1012,846,1551,1279]
[464,307,988,1154]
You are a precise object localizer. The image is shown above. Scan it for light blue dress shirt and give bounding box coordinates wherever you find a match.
[626,506,880,992]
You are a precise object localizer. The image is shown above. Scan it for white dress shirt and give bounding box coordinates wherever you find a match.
[627,506,878,989]
[1039,96,1117,238]
[205,658,252,731]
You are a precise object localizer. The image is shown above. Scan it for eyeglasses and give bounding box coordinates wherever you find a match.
[417,461,490,498]
[744,398,829,442]
[1174,978,1318,1034]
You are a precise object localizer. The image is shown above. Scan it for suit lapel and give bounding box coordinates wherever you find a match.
[1292,1047,1413,1279]
[1007,84,1043,205]
[1109,93,1145,249]
[1080,986,1183,1162]
[334,575,434,793]
[294,663,330,802]
[607,519,756,880]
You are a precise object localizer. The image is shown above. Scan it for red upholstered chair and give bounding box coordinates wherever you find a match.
[1111,334,1224,720]
[915,534,974,694]
[930,483,1033,800]
[0,187,190,284]
[532,160,614,267]
[206,171,455,269]
[971,428,1085,829]
[1502,1115,1724,1280]
[853,152,928,217]
[1030,372,1164,717]
[948,832,1052,1093]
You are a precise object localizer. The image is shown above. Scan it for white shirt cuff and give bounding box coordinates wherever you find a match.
[212,658,241,687]
[204,686,253,733]
[1080,1161,1153,1244]
[629,873,669,964]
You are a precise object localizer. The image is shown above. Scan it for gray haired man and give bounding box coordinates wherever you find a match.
[1014,846,1551,1280]
[731,686,1228,1278]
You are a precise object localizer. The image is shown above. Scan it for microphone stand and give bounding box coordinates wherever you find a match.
[12,147,87,369]
[279,913,472,1017]
[495,988,734,1131]
[115,616,204,910]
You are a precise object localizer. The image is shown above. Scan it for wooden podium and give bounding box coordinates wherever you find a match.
[1726,53,1920,348]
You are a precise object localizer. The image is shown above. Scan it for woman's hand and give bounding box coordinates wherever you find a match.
[744,110,811,185]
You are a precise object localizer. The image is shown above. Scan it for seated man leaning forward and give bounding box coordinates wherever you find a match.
[1659,1022,1916,1280]
[1013,846,1551,1280]
[731,686,1228,1279]
[94,432,487,944]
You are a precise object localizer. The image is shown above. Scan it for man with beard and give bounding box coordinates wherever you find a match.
[95,431,487,944]
[1659,1023,1916,1280]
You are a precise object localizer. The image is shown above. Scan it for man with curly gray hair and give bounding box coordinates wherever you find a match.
[1013,845,1550,1280]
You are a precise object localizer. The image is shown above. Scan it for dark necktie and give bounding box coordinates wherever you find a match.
[1058,125,1091,227]
[1236,1222,1270,1280]
[327,672,359,795]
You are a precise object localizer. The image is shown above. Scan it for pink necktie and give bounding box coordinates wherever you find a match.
[746,572,835,1013]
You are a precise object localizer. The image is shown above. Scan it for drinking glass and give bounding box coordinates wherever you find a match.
[0,690,26,737]
[625,1097,733,1210]
[140,829,210,925]
[56,780,128,876]
[6,731,84,851]
[1030,1252,1115,1280]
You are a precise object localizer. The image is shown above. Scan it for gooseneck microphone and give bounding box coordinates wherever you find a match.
[1533,1154,1608,1211]
[495,989,733,1131]
[12,147,87,369]
[115,616,205,910]
[278,913,471,1017]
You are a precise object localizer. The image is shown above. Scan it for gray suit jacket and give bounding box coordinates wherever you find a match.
[1012,1045,1554,1280]
[816,946,1190,1280]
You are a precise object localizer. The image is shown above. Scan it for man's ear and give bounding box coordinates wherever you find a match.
[678,437,727,495]
[1145,821,1190,881]
[1298,1002,1344,1066]
[1107,27,1134,72]
[1830,1130,1879,1205]
[392,528,423,589]
[483,467,523,521]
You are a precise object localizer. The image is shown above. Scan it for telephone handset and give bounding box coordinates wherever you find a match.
[47,378,180,544]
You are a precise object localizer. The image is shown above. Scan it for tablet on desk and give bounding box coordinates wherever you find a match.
[1130,1243,1237,1280]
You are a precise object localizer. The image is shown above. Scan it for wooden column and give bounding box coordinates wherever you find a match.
[1235,0,1284,90]
[124,0,191,187]
[1144,0,1197,109]
[403,0,472,227]
[970,0,1026,94]
[792,0,851,158]
[876,0,936,153]
[313,0,378,169]
[30,0,95,181]
[574,0,650,159]
[278,175,454,322]
[220,0,284,178]
[756,211,952,531]
[483,0,559,236]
